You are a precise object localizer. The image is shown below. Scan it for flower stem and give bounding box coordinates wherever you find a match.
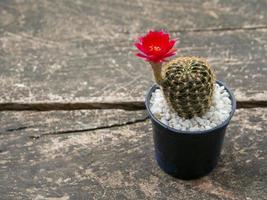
[149,62,163,85]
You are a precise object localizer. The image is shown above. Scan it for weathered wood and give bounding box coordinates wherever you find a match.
[0,108,266,199]
[0,28,266,105]
[0,0,267,108]
[1,99,267,112]
[0,109,147,137]
[0,102,146,111]
[0,1,266,200]
[0,0,266,36]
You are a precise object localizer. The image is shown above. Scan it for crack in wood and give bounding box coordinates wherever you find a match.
[1,100,266,138]
[0,125,34,135]
[0,102,145,111]
[119,25,267,34]
[29,115,149,139]
[0,101,266,111]
[169,25,267,33]
[236,101,267,109]
[5,126,31,132]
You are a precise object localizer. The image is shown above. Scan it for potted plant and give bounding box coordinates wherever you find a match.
[134,30,236,180]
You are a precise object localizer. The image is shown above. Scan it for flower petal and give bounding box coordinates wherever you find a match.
[134,30,177,63]
[164,51,176,58]
[136,53,148,59]
[134,42,145,53]
[168,40,176,49]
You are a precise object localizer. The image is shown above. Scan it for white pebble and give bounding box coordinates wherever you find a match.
[160,118,168,126]
[150,83,232,132]
[165,113,171,120]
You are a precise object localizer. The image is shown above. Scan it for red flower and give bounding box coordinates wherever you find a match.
[135,30,177,63]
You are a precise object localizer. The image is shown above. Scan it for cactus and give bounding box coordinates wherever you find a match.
[161,57,215,119]
[135,30,216,119]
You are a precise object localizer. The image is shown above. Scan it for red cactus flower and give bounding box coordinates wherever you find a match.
[135,30,177,63]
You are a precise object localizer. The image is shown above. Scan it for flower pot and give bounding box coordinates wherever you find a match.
[145,80,236,180]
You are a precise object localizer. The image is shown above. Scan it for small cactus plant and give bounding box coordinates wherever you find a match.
[135,30,215,119]
[161,57,215,118]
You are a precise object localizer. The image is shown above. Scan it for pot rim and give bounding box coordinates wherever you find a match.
[145,80,236,135]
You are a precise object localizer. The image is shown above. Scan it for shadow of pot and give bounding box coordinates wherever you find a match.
[145,80,236,180]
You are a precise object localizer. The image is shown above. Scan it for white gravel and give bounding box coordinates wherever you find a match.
[149,84,232,132]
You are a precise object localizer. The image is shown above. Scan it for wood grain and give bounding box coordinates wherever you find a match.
[0,108,266,199]
[0,0,266,107]
[0,1,266,199]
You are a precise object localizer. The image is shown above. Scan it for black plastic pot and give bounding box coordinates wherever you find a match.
[145,80,236,180]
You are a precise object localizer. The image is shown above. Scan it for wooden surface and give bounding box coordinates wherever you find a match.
[0,109,266,200]
[0,0,267,199]
[0,0,266,107]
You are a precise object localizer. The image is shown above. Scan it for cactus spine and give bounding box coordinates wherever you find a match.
[160,57,215,119]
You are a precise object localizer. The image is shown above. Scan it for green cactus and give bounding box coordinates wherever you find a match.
[160,57,215,119]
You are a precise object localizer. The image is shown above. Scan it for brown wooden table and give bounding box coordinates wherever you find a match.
[0,1,266,199]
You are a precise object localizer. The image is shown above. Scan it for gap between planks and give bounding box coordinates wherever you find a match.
[169,25,267,33]
[119,25,267,34]
[1,101,266,139]
[0,100,267,111]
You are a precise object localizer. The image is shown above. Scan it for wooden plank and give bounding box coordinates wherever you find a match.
[0,108,266,199]
[0,0,266,37]
[0,109,147,136]
[0,28,266,105]
[0,0,266,107]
